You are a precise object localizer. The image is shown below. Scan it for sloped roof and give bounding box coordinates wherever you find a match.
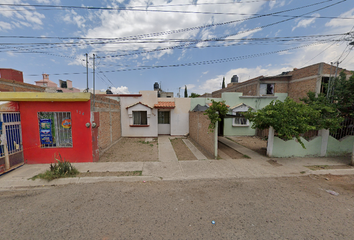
[192,104,209,112]
[230,103,253,110]
[126,102,153,109]
[154,101,175,109]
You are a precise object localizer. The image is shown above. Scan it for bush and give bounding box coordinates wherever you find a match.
[30,154,79,181]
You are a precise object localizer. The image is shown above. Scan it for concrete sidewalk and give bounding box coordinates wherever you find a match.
[1,137,353,190]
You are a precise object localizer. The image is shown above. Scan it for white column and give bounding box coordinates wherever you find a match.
[320,129,329,157]
[267,126,274,157]
[214,121,218,159]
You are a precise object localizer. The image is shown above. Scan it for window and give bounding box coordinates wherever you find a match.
[38,112,72,148]
[158,111,170,124]
[321,77,330,94]
[233,112,249,126]
[133,111,147,125]
[260,83,274,95]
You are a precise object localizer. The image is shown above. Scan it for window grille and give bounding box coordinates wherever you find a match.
[158,111,170,124]
[233,112,248,126]
[133,111,147,125]
[38,112,73,148]
[0,112,22,157]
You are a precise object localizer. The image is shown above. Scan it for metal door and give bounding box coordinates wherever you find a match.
[0,112,24,175]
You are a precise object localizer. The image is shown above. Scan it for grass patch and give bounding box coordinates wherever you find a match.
[78,171,142,177]
[306,165,329,171]
[300,171,306,174]
[243,154,251,159]
[30,154,79,181]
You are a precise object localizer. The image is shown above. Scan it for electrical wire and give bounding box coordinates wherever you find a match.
[25,41,325,77]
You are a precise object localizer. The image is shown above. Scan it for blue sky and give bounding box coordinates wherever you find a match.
[0,0,353,95]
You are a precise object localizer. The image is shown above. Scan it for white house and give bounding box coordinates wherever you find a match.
[120,91,190,137]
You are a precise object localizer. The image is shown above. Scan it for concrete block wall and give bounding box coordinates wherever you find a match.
[92,95,121,153]
[189,111,216,158]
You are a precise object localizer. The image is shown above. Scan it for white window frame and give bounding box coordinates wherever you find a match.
[260,83,274,96]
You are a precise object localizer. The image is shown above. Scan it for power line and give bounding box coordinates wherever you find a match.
[26,41,325,77]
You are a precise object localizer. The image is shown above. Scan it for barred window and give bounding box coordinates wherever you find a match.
[38,112,72,148]
[233,112,249,126]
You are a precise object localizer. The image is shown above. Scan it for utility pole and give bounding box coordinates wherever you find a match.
[85,53,89,92]
[93,54,96,109]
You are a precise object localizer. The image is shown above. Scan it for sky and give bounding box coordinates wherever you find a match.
[0,0,353,96]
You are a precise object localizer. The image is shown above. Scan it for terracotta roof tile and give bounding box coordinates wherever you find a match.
[154,101,175,109]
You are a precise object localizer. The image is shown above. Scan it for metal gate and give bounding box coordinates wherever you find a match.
[0,112,24,175]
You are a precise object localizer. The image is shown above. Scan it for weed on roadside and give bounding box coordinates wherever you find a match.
[30,154,79,181]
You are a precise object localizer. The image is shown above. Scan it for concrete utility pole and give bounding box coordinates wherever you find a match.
[93,54,96,108]
[86,53,89,92]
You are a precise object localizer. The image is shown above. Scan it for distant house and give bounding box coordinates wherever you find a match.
[0,68,44,92]
[120,90,190,137]
[35,73,80,93]
[210,62,353,101]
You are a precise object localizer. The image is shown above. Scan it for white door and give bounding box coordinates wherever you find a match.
[158,110,170,135]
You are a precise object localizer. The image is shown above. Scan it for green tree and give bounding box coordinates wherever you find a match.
[300,91,342,131]
[244,98,321,148]
[333,71,354,118]
[222,77,225,89]
[184,85,188,98]
[204,99,229,131]
[190,92,200,98]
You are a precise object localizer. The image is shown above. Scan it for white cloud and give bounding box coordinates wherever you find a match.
[0,21,12,30]
[269,0,286,10]
[0,0,45,29]
[325,8,354,29]
[80,0,267,63]
[111,86,130,94]
[292,13,320,31]
[63,10,86,28]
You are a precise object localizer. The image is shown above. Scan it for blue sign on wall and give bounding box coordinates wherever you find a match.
[39,119,53,145]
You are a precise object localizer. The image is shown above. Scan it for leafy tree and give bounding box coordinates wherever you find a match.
[184,85,188,98]
[243,98,321,148]
[300,91,343,131]
[204,99,229,131]
[222,77,225,89]
[333,71,354,118]
[190,92,200,98]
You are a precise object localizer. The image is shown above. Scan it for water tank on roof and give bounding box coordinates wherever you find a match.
[154,82,159,90]
[231,75,239,83]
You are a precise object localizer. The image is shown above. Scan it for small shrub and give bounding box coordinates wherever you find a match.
[30,153,79,181]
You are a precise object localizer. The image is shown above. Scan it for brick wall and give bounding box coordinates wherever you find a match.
[189,111,216,158]
[274,82,288,93]
[0,78,44,92]
[288,77,317,101]
[92,95,121,153]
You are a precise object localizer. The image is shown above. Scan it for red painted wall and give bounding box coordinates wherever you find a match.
[19,101,93,164]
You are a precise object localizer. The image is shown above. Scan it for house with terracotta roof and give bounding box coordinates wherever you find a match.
[119,91,190,137]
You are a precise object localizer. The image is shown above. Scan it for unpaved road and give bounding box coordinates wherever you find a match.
[1,175,354,239]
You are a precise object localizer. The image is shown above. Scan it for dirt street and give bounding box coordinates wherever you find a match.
[1,175,354,239]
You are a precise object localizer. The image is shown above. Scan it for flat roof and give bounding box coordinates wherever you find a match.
[0,92,91,102]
